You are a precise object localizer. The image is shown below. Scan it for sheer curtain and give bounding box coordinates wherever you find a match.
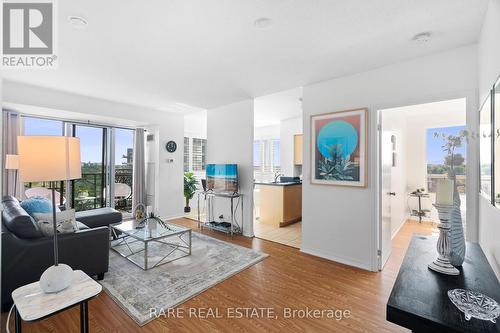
[2,111,23,198]
[132,128,146,214]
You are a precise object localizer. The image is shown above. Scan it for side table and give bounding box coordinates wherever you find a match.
[11,270,102,333]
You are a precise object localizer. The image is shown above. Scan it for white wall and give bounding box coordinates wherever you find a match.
[280,116,303,177]
[144,117,185,219]
[184,110,207,139]
[301,45,478,271]
[2,81,185,219]
[478,0,500,278]
[254,125,280,140]
[207,100,254,237]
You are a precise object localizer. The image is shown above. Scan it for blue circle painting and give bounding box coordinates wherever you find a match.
[317,120,358,159]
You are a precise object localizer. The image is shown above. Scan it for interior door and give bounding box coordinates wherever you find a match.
[380,129,393,269]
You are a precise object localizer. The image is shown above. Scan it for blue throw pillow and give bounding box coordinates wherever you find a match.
[20,196,53,217]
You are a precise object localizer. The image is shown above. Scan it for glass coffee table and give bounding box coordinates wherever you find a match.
[110,219,191,270]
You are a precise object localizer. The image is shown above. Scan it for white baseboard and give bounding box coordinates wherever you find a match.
[165,214,187,220]
[300,247,374,272]
[391,218,407,239]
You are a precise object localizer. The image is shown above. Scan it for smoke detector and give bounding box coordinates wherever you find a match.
[68,16,88,29]
[254,17,273,29]
[412,32,431,43]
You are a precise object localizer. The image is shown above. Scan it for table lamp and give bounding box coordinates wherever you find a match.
[17,136,81,293]
[5,154,19,196]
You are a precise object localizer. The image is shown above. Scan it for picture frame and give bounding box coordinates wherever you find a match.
[310,108,368,187]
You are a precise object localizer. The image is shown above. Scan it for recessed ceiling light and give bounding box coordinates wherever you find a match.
[68,16,88,29]
[412,32,431,43]
[254,17,273,29]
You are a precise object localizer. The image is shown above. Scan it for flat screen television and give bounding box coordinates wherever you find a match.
[206,164,238,193]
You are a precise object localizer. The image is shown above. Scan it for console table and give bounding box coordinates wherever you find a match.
[197,191,243,236]
[387,236,500,333]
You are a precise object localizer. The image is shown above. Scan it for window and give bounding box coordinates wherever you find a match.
[72,125,106,211]
[426,126,467,194]
[20,115,136,214]
[114,128,134,213]
[184,137,190,172]
[192,138,207,171]
[23,117,63,136]
[22,117,66,204]
[253,139,281,182]
[183,137,207,181]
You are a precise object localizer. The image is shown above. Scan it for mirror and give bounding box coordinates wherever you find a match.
[480,94,492,201]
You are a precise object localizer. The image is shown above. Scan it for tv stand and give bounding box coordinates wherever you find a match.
[197,191,243,237]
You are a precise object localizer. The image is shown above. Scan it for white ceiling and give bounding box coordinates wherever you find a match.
[254,87,302,127]
[1,0,488,112]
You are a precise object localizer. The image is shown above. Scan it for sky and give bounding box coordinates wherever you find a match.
[23,117,133,164]
[426,125,467,165]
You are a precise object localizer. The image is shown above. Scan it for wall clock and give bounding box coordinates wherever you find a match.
[165,140,177,153]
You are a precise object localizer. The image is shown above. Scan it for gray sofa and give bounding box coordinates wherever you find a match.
[1,196,122,310]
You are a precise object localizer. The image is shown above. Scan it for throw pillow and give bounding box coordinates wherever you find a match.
[20,196,53,217]
[33,209,79,237]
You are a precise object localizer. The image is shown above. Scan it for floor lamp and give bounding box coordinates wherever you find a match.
[5,154,19,197]
[17,136,82,293]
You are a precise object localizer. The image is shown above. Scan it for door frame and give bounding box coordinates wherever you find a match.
[373,92,477,271]
[377,116,393,270]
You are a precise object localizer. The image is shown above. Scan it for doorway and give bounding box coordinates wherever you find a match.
[377,98,467,269]
[253,88,303,248]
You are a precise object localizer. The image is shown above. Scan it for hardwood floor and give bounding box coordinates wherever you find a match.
[2,219,437,333]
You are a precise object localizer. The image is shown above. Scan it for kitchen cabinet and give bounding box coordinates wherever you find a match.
[256,183,302,227]
[294,134,303,165]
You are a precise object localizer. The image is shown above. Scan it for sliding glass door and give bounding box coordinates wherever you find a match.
[71,124,107,212]
[20,115,136,214]
[114,128,134,213]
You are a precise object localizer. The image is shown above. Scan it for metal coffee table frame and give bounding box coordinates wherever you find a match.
[110,222,192,270]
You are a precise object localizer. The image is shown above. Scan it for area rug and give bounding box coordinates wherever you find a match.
[100,232,268,326]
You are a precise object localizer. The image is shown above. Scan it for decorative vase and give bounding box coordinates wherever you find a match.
[449,173,466,267]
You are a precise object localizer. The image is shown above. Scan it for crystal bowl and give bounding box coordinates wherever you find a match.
[448,289,500,323]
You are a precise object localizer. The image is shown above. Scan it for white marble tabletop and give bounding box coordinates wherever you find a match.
[12,270,102,321]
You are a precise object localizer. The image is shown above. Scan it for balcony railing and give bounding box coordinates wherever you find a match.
[25,170,133,213]
[427,174,466,194]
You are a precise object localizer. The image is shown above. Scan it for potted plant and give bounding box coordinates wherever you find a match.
[184,172,198,213]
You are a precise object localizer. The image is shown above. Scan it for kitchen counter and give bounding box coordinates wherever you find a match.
[254,181,302,187]
[255,182,302,227]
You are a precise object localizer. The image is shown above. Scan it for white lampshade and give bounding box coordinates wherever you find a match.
[5,154,19,170]
[17,136,82,182]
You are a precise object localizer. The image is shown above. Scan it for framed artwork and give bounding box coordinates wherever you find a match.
[311,108,368,187]
[479,94,492,201]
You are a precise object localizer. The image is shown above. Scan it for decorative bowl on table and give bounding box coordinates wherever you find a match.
[448,289,500,323]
